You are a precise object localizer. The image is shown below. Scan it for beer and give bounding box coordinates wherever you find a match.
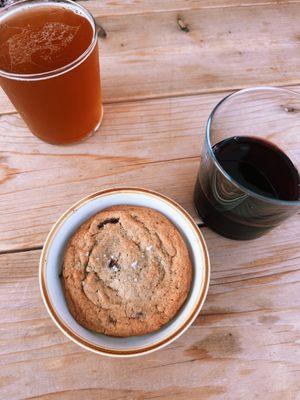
[0,1,102,144]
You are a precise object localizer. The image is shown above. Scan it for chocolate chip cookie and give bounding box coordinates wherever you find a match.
[62,206,192,337]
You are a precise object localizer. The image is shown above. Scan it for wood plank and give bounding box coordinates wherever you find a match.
[0,155,201,251]
[0,92,221,252]
[79,0,300,16]
[2,2,300,112]
[92,2,300,101]
[1,87,300,252]
[0,217,299,399]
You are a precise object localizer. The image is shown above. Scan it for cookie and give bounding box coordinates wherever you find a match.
[62,205,192,337]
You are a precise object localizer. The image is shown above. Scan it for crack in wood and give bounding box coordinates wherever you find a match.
[0,245,43,255]
[177,16,190,32]
[96,22,107,39]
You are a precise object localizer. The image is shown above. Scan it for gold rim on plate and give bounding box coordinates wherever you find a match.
[39,187,210,357]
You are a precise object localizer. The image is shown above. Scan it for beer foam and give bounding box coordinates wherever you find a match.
[7,22,80,69]
[0,1,90,24]
[0,1,94,73]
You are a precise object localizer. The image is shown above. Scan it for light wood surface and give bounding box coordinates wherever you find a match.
[2,86,300,251]
[1,218,299,399]
[0,92,221,251]
[0,0,299,399]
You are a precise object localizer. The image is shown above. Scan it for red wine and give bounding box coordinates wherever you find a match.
[194,136,299,240]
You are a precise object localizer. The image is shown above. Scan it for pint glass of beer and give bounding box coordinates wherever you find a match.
[0,0,102,144]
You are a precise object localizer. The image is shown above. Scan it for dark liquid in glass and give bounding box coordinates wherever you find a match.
[194,136,299,240]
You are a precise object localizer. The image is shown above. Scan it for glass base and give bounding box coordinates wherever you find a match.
[32,105,104,145]
[193,179,272,240]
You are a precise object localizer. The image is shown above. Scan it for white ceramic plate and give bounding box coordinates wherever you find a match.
[39,187,210,357]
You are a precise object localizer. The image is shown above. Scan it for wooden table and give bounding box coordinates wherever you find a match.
[1,1,300,399]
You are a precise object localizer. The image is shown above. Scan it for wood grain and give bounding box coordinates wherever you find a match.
[0,92,222,251]
[90,2,300,100]
[1,87,300,252]
[80,0,300,16]
[2,2,300,112]
[0,217,299,400]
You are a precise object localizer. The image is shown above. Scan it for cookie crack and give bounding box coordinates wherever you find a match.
[118,219,143,252]
[80,237,121,304]
[84,241,97,275]
[130,214,176,261]
[82,273,122,307]
[114,221,153,312]
[97,218,119,229]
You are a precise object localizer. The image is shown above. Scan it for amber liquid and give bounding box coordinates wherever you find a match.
[0,3,102,143]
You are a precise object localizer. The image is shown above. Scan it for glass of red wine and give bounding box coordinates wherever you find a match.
[194,86,300,240]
